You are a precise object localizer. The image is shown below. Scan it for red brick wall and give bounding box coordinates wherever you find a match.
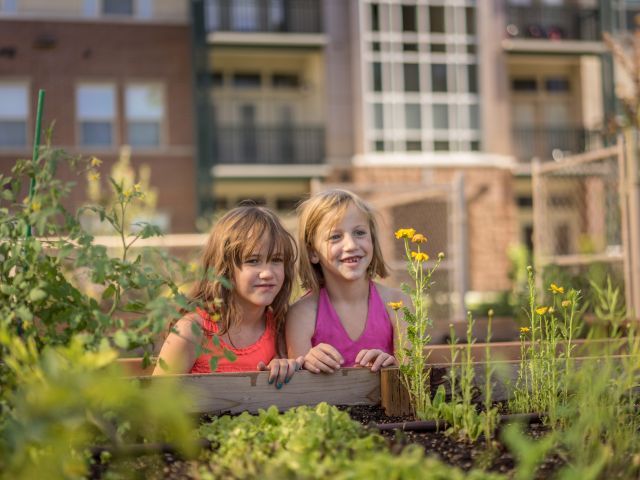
[0,19,197,232]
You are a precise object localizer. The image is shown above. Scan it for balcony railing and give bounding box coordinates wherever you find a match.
[505,5,600,41]
[205,0,322,34]
[212,126,325,165]
[512,127,607,161]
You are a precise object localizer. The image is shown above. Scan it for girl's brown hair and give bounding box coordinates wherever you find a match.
[189,205,296,351]
[297,188,388,292]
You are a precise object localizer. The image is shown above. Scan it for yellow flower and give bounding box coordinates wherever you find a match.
[90,156,103,167]
[411,251,429,262]
[387,301,403,311]
[411,233,427,244]
[520,327,530,334]
[549,283,565,294]
[561,300,571,308]
[437,252,445,260]
[188,262,198,273]
[213,297,223,308]
[535,306,549,315]
[211,312,221,322]
[30,201,41,213]
[395,228,416,239]
[133,183,142,192]
[123,188,134,199]
[88,171,100,182]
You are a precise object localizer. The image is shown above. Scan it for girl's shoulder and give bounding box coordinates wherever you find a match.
[286,292,319,322]
[171,311,206,341]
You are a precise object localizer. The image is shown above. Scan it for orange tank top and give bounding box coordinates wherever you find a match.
[189,307,277,373]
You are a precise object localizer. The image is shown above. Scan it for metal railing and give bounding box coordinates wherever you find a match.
[512,127,608,162]
[205,0,322,33]
[212,126,325,165]
[505,4,600,41]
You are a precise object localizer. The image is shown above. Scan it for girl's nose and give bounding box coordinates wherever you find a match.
[343,234,357,249]
[259,268,274,279]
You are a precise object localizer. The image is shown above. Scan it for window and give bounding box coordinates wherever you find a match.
[433,104,448,129]
[233,73,261,89]
[467,64,478,93]
[403,43,418,52]
[371,3,380,31]
[403,63,420,92]
[103,0,133,15]
[0,82,28,147]
[405,104,421,130]
[545,77,570,92]
[1,0,17,13]
[430,43,446,53]
[465,7,476,35]
[125,83,164,147]
[372,62,383,92]
[210,71,224,87]
[431,64,447,92]
[401,5,417,32]
[272,73,300,89]
[406,140,421,151]
[232,0,259,31]
[429,6,445,32]
[373,103,384,130]
[512,78,537,91]
[77,83,115,147]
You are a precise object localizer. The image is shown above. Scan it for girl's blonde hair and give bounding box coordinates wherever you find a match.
[189,205,296,349]
[297,188,388,292]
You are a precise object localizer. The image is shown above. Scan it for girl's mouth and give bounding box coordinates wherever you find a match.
[341,256,360,264]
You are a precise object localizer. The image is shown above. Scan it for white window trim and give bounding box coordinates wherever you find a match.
[0,79,30,150]
[124,81,167,149]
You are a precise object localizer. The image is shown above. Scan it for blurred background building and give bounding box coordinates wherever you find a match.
[1,0,637,305]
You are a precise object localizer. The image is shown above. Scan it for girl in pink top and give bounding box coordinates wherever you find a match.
[153,204,303,389]
[286,189,409,372]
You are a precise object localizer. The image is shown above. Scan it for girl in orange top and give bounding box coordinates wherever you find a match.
[153,204,303,388]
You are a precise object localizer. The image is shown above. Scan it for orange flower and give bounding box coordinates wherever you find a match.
[411,233,427,244]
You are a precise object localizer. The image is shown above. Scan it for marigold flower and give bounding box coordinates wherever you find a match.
[520,327,530,334]
[549,283,565,294]
[90,156,103,167]
[535,306,549,315]
[411,233,427,244]
[411,251,429,262]
[387,301,403,311]
[88,171,100,182]
[561,300,571,308]
[395,228,416,239]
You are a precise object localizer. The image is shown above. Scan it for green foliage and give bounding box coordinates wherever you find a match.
[392,229,444,418]
[0,329,197,479]
[197,403,504,480]
[0,142,204,361]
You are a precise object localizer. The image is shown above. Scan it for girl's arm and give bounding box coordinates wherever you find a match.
[152,313,202,375]
[285,296,344,373]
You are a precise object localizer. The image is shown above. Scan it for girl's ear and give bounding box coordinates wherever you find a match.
[309,249,320,264]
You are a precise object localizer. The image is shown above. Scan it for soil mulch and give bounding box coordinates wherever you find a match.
[342,404,566,478]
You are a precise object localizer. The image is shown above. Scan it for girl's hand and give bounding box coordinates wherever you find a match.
[303,343,344,373]
[354,349,397,372]
[257,357,304,389]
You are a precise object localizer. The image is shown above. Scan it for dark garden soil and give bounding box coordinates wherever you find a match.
[342,404,566,479]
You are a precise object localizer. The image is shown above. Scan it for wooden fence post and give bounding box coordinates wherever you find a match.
[380,368,412,417]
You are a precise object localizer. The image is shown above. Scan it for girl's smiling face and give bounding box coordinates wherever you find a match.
[311,202,373,284]
[233,237,285,311]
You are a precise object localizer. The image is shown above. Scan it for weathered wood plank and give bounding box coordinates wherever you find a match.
[139,367,380,414]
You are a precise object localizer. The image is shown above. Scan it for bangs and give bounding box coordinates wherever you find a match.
[232,215,294,266]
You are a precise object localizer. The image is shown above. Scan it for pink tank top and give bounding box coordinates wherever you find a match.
[311,282,394,367]
[190,308,277,373]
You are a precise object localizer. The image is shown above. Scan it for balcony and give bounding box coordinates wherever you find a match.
[205,0,322,34]
[512,127,606,162]
[212,126,325,165]
[505,4,600,42]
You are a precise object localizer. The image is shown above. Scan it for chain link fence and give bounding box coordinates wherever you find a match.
[532,138,640,317]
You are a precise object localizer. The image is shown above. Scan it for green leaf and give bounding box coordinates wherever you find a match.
[208,356,219,372]
[223,349,237,362]
[212,335,221,347]
[16,306,33,322]
[29,288,47,302]
[158,357,169,372]
[113,330,129,349]
[101,285,116,300]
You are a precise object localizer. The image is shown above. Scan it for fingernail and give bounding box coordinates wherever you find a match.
[268,377,274,384]
[285,377,290,384]
[276,382,283,389]
[294,365,299,371]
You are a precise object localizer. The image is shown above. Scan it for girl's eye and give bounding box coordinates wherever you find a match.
[328,233,342,241]
[271,256,284,264]
[354,229,368,237]
[245,257,260,264]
